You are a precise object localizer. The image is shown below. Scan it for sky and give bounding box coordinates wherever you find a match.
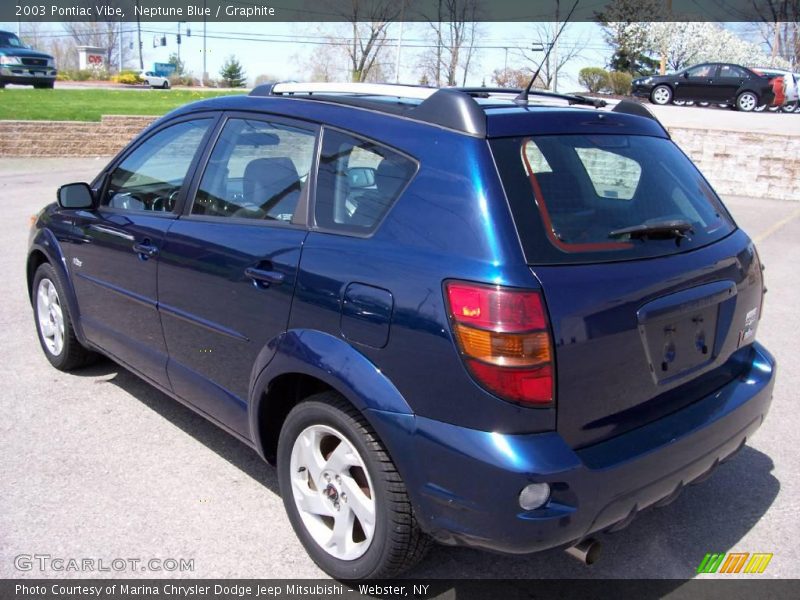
[0,20,611,91]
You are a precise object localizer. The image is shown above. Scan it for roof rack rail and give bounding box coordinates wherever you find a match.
[249,81,487,137]
[454,87,607,108]
[250,81,438,100]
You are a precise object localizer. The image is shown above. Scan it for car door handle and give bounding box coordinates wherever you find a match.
[132,241,159,259]
[245,266,285,288]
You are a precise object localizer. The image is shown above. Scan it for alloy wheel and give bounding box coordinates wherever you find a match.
[36,278,64,356]
[289,424,376,561]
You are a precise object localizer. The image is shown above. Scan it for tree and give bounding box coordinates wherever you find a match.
[749,1,800,66]
[220,56,247,88]
[647,22,792,72]
[323,0,401,82]
[419,0,482,86]
[491,67,539,89]
[514,20,588,91]
[64,16,128,72]
[596,0,665,76]
[648,22,712,72]
[167,53,186,77]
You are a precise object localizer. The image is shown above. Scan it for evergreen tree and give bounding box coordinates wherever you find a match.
[220,55,247,88]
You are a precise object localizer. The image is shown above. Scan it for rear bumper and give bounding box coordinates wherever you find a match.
[368,342,775,554]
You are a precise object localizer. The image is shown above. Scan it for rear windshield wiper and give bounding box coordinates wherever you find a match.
[608,219,693,241]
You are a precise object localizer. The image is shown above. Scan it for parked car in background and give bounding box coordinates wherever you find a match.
[139,70,170,89]
[0,30,56,89]
[632,63,774,111]
[27,82,775,579]
[751,67,798,113]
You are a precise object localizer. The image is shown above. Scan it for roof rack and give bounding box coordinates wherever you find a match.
[247,82,664,137]
[250,82,487,136]
[454,87,608,108]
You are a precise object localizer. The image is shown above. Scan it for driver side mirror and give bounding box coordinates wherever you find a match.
[682,72,689,79]
[57,182,95,209]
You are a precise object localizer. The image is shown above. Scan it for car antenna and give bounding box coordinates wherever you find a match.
[514,0,581,106]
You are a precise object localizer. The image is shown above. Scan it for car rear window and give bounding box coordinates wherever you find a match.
[491,134,736,264]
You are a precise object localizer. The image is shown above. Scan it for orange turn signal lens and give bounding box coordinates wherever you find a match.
[454,323,551,367]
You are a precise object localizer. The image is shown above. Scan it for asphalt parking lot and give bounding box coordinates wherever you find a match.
[1,158,798,581]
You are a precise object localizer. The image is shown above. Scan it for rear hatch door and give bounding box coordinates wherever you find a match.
[490,130,764,448]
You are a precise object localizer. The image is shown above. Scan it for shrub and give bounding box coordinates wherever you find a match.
[111,71,143,85]
[578,67,610,93]
[609,71,633,95]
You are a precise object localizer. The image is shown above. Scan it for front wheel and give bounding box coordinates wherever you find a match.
[650,85,672,105]
[737,92,759,112]
[32,263,97,370]
[277,393,430,579]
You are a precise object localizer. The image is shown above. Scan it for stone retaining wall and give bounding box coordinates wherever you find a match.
[0,115,156,157]
[669,127,799,202]
[0,115,798,201]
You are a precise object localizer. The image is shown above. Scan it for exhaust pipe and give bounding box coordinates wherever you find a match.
[565,538,601,565]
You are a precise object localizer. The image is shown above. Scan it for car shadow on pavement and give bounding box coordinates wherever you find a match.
[76,358,780,581]
[73,358,280,496]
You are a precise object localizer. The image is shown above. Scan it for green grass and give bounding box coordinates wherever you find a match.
[0,88,247,121]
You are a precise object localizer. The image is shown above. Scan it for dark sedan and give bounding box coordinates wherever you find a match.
[632,63,775,112]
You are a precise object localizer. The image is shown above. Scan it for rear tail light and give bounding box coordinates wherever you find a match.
[445,281,555,407]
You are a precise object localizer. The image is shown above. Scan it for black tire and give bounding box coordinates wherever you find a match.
[737,91,759,112]
[32,263,97,371]
[162,81,169,89]
[649,84,672,105]
[782,101,798,113]
[277,392,430,579]
[34,82,54,89]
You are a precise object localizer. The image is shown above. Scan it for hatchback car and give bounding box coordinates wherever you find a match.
[27,82,775,579]
[632,62,775,111]
[139,70,171,89]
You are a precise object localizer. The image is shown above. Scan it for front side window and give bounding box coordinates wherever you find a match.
[191,118,316,221]
[105,119,211,212]
[491,134,735,264]
[315,129,416,234]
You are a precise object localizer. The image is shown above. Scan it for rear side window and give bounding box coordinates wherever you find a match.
[191,118,316,221]
[314,128,416,234]
[491,134,735,264]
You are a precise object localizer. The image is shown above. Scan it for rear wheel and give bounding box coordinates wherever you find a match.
[162,80,170,89]
[650,85,672,105]
[277,393,430,579]
[736,91,758,112]
[32,263,97,370]
[782,101,798,113]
